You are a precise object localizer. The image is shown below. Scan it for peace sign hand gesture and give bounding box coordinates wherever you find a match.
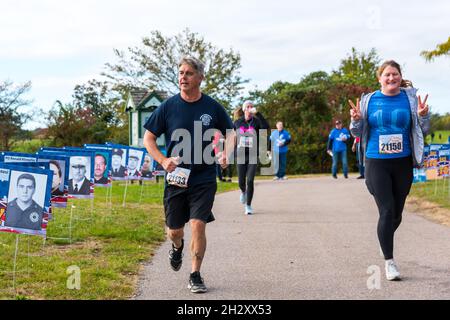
[418,94,429,116]
[349,98,361,121]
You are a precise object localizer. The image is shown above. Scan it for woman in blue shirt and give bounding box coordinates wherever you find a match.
[349,60,430,281]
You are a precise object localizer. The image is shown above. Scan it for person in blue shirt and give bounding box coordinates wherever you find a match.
[270,121,291,180]
[143,56,235,294]
[350,60,430,281]
[327,120,351,179]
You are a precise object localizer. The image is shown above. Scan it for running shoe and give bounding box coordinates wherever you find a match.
[385,259,401,281]
[240,192,246,204]
[245,205,253,215]
[169,239,184,271]
[188,271,208,293]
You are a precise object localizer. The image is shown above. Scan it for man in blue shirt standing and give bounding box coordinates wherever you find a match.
[327,119,351,179]
[270,121,291,180]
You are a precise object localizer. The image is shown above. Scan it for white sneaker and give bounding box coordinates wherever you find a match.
[272,177,279,181]
[245,205,253,215]
[385,259,401,281]
[281,176,288,180]
[240,192,246,204]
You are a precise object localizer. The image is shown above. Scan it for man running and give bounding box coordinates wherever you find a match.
[143,56,234,293]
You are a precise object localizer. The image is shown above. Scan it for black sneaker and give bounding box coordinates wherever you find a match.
[188,271,207,293]
[332,175,337,179]
[169,239,184,271]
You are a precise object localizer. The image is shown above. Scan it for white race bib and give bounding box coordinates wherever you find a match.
[239,136,254,148]
[379,134,403,154]
[166,167,191,188]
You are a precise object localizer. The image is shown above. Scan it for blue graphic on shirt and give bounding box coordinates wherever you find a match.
[328,128,350,153]
[366,90,412,159]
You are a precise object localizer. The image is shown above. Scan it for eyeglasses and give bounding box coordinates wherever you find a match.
[72,165,86,169]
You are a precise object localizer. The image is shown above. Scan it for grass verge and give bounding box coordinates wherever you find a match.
[407,178,450,227]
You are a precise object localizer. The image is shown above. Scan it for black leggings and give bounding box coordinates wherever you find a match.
[237,164,257,206]
[365,156,413,260]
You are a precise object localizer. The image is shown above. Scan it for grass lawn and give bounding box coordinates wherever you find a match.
[0,179,239,300]
[410,179,450,210]
[408,178,450,227]
[425,130,450,144]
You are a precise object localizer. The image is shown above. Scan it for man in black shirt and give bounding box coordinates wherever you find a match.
[143,56,235,293]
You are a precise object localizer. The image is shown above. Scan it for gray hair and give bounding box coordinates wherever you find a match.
[178,56,205,76]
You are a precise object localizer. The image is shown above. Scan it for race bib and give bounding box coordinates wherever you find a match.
[379,134,403,154]
[239,136,254,148]
[166,167,191,188]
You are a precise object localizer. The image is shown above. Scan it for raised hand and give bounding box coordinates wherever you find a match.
[349,98,361,121]
[418,94,429,116]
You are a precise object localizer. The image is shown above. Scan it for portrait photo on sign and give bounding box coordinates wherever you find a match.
[94,151,111,185]
[68,156,91,195]
[110,147,128,178]
[38,159,66,196]
[127,148,144,178]
[5,171,47,231]
[140,153,154,180]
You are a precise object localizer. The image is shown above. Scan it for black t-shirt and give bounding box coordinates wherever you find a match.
[144,93,233,187]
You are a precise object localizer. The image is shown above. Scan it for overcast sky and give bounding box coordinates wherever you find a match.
[1,0,449,129]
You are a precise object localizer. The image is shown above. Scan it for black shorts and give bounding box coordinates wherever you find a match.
[163,182,217,229]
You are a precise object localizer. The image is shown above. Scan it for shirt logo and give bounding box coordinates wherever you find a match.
[200,114,212,126]
[29,212,39,223]
[336,133,347,141]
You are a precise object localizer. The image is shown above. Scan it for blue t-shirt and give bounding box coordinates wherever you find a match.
[328,128,350,153]
[366,90,412,159]
[143,93,233,187]
[270,129,291,153]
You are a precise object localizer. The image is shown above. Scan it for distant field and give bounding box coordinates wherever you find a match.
[426,130,450,144]
[10,139,53,153]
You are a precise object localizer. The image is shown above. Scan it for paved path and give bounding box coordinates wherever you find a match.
[134,176,450,300]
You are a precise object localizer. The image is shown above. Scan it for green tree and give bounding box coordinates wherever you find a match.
[254,74,333,174]
[331,47,380,89]
[430,113,450,132]
[421,37,450,61]
[103,28,248,111]
[0,80,35,150]
[72,79,128,143]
